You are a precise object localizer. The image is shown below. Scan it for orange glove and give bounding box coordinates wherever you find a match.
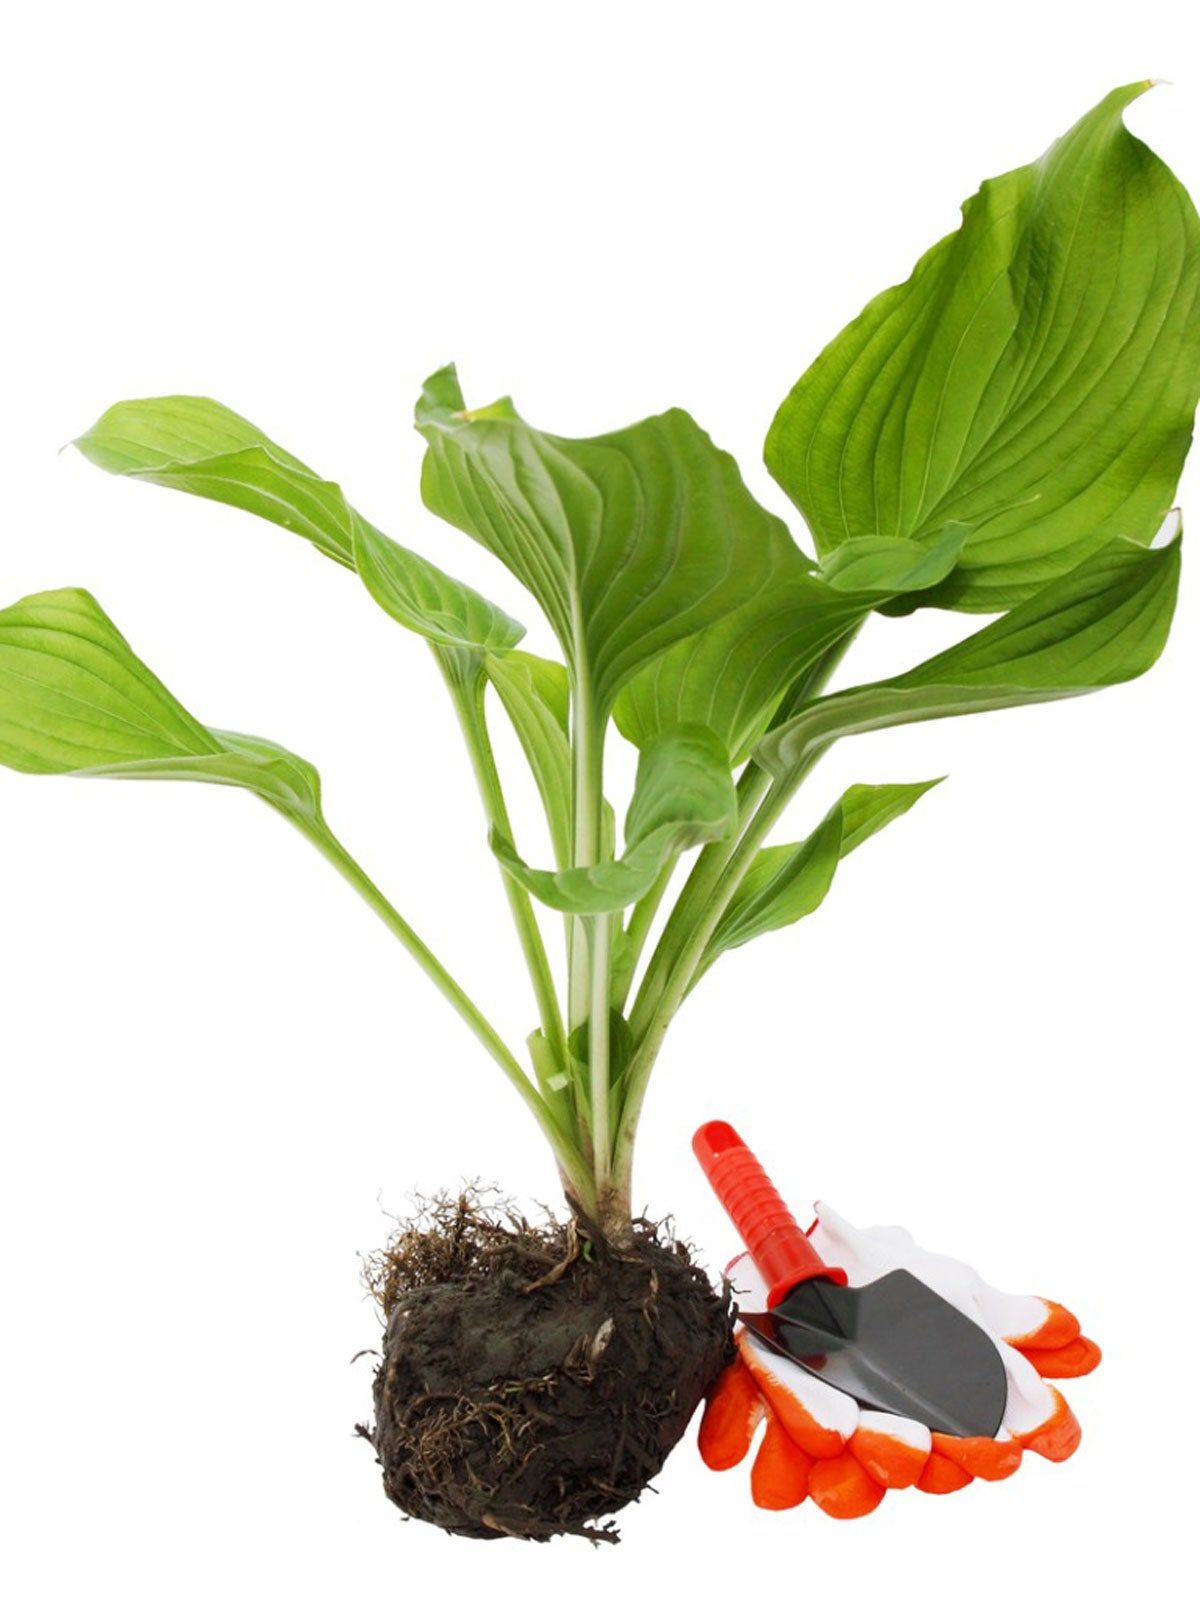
[699,1204,1100,1518]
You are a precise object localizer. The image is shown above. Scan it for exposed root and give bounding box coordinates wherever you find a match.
[522,1218,580,1294]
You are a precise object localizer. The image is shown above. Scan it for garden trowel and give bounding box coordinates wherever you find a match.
[692,1121,1008,1439]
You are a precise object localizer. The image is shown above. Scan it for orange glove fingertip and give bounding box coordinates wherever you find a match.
[932,1432,1023,1482]
[917,1452,974,1494]
[849,1426,929,1489]
[699,1355,765,1471]
[1022,1335,1102,1380]
[1017,1387,1082,1463]
[809,1451,887,1519]
[750,1415,811,1510]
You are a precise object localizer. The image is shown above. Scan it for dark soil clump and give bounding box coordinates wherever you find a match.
[360,1191,733,1542]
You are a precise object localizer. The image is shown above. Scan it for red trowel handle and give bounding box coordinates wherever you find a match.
[692,1120,847,1306]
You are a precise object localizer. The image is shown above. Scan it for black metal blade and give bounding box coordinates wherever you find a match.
[738,1269,1008,1439]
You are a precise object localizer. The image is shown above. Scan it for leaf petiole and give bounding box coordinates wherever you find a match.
[612,761,808,1196]
[291,810,596,1206]
[610,854,677,1012]
[570,672,613,1188]
[437,651,569,1071]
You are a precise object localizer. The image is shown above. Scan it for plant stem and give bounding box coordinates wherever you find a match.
[628,761,769,1038]
[587,914,611,1173]
[438,656,569,1070]
[568,663,614,1197]
[610,854,676,1011]
[290,810,596,1207]
[611,765,808,1197]
[566,699,598,1035]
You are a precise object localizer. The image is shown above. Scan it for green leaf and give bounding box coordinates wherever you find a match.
[837,778,946,853]
[756,533,1182,780]
[614,528,966,763]
[75,398,358,564]
[614,569,867,762]
[416,365,798,713]
[491,725,736,913]
[350,518,523,653]
[74,395,523,655]
[697,780,940,978]
[98,730,325,821]
[568,1010,634,1079]
[766,83,1200,611]
[707,805,843,968]
[0,587,322,823]
[819,525,968,594]
[483,650,574,869]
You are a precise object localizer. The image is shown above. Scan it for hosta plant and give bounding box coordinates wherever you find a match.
[2,83,1196,1541]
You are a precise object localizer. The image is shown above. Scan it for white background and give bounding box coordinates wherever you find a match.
[2,2,1196,1594]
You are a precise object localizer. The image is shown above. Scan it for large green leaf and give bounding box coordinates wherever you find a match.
[697,780,941,979]
[483,650,574,869]
[614,526,966,763]
[767,83,1200,611]
[756,532,1182,779]
[614,568,865,762]
[416,366,799,713]
[0,587,322,823]
[491,725,736,913]
[74,396,523,654]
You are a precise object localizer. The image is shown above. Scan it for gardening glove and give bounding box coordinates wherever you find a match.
[699,1203,1101,1518]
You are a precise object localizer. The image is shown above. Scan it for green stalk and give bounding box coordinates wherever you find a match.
[568,662,615,1203]
[438,654,569,1071]
[611,766,808,1197]
[587,914,612,1177]
[567,690,599,1033]
[610,854,676,1012]
[289,811,596,1207]
[628,762,769,1038]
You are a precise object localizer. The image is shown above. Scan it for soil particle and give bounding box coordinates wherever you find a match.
[360,1192,733,1542]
